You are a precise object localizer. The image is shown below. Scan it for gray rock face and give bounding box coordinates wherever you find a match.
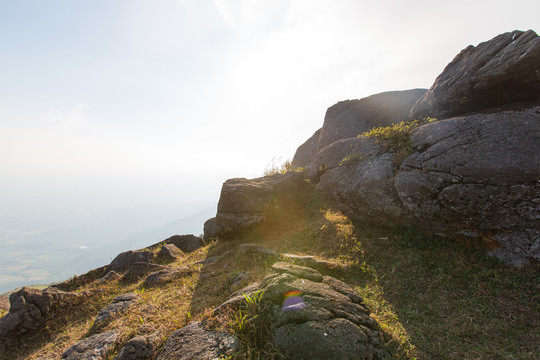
[292,128,321,168]
[107,251,155,274]
[114,331,161,360]
[0,287,84,341]
[203,217,218,242]
[219,264,388,360]
[162,234,205,253]
[318,89,427,151]
[90,293,139,333]
[317,106,540,261]
[156,322,239,360]
[61,331,118,360]
[157,244,183,263]
[410,30,540,120]
[216,172,306,236]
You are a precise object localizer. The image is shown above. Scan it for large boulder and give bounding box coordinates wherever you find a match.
[107,250,155,274]
[216,171,306,237]
[410,30,540,120]
[203,217,218,242]
[317,106,540,261]
[114,331,161,360]
[162,234,205,253]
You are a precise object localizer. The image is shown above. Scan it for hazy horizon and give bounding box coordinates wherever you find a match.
[1,0,538,293]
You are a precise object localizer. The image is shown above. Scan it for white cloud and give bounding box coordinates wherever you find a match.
[40,103,88,126]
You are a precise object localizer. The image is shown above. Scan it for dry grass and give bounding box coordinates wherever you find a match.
[3,181,539,360]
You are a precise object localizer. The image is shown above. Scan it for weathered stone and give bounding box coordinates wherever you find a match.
[162,234,205,253]
[271,262,324,282]
[122,263,167,283]
[275,318,388,360]
[0,287,85,341]
[317,152,408,226]
[239,243,280,257]
[90,293,139,333]
[142,267,191,288]
[292,128,322,168]
[156,244,183,263]
[396,107,540,260]
[216,172,306,236]
[304,136,381,181]
[410,30,540,120]
[214,263,388,360]
[61,331,118,360]
[107,251,155,274]
[156,322,239,360]
[114,331,161,360]
[203,217,218,241]
[97,271,121,284]
[317,89,427,151]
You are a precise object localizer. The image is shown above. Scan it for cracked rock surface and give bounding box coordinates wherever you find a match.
[222,262,389,360]
[317,106,540,261]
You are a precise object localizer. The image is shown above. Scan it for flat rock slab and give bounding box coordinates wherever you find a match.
[61,331,118,360]
[156,322,239,360]
[271,262,323,282]
[90,293,139,333]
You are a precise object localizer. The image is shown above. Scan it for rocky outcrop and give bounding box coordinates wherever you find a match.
[216,171,306,237]
[61,331,118,360]
[0,287,87,342]
[107,251,156,274]
[142,267,192,288]
[292,90,426,179]
[90,293,139,333]
[156,244,183,263]
[317,106,540,261]
[410,30,540,120]
[160,234,205,253]
[156,321,239,360]
[219,262,389,360]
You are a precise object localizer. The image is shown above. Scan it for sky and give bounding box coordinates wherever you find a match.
[0,1,538,290]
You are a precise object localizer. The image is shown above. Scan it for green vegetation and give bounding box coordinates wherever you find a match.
[339,152,365,166]
[359,118,437,164]
[263,158,303,176]
[4,180,538,360]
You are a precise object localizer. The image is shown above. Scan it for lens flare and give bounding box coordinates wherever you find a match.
[283,290,305,311]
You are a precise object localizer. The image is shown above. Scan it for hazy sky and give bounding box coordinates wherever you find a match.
[1,0,538,207]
